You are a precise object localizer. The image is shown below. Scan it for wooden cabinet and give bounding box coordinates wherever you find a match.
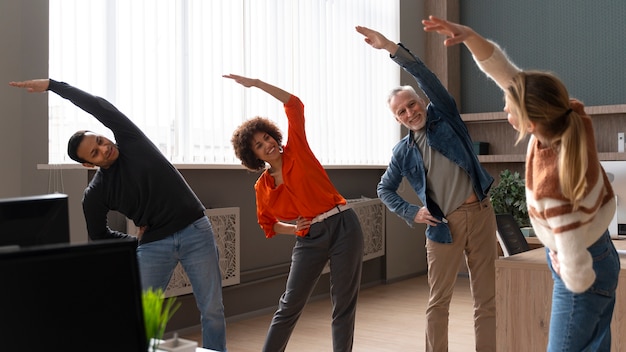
[462,104,626,181]
[495,240,626,351]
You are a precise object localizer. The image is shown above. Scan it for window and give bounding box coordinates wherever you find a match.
[49,0,400,166]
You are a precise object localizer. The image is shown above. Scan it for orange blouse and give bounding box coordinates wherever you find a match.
[254,95,346,238]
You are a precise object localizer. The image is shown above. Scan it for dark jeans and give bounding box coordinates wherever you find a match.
[263,209,364,352]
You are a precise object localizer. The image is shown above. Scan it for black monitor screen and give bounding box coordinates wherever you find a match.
[0,240,147,352]
[0,193,70,249]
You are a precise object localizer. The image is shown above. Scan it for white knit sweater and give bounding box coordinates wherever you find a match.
[475,42,616,293]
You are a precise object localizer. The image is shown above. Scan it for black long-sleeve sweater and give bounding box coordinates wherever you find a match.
[48,79,206,245]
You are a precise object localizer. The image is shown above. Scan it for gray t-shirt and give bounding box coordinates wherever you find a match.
[414,130,474,216]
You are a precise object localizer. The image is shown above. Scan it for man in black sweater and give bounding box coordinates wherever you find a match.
[10,79,227,351]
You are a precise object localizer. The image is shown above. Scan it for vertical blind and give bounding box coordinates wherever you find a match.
[49,0,400,166]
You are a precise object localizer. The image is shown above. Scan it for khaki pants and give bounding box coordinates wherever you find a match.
[425,198,497,352]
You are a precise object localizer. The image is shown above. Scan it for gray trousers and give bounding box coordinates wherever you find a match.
[263,208,364,352]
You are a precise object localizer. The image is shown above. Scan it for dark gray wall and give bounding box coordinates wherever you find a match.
[0,0,88,244]
[460,1,626,113]
[1,0,49,197]
[387,0,429,282]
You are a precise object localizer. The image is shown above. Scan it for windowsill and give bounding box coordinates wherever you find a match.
[37,164,95,170]
[37,163,388,170]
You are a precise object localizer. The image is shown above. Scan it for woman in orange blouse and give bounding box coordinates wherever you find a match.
[226,74,364,352]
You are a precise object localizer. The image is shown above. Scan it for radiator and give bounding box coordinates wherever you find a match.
[322,197,385,274]
[129,198,384,296]
[127,207,240,297]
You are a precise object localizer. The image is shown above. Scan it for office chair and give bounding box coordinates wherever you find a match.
[495,213,531,257]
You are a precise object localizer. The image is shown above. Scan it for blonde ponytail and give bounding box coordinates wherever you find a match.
[557,110,588,209]
[507,71,589,208]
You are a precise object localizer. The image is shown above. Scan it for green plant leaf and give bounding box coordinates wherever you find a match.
[490,169,531,227]
[142,287,181,351]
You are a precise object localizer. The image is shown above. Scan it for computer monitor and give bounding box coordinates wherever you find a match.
[0,239,147,352]
[495,213,530,257]
[0,193,70,249]
[600,161,626,238]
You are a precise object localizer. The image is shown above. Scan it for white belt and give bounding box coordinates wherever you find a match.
[311,204,351,225]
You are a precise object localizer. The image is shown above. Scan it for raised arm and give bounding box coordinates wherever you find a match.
[357,23,459,116]
[223,74,291,104]
[422,15,521,90]
[12,79,143,140]
[9,79,50,93]
[421,15,494,61]
[355,26,399,56]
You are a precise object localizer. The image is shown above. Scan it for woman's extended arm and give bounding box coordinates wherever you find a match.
[223,74,291,104]
[422,15,494,61]
[422,15,521,90]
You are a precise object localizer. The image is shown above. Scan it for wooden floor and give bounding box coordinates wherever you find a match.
[181,275,476,351]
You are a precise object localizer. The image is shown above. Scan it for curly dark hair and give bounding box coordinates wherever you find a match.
[231,116,283,172]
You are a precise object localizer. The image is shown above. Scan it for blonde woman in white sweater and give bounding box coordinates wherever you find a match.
[423,15,619,352]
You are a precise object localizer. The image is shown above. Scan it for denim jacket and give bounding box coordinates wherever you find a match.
[377,43,494,243]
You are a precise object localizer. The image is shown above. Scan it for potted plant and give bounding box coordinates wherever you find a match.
[142,287,182,351]
[490,169,534,236]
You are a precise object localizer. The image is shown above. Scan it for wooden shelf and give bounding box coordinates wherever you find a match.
[466,105,626,168]
[462,104,626,122]
[585,104,626,115]
[479,153,626,163]
[598,153,626,161]
[477,154,525,163]
[462,111,506,122]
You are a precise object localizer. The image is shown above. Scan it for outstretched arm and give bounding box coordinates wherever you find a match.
[355,26,399,56]
[223,74,291,104]
[357,23,460,116]
[423,15,520,90]
[9,79,50,93]
[11,79,142,138]
[422,15,494,61]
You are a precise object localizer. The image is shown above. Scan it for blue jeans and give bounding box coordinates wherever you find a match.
[137,216,227,351]
[546,230,620,352]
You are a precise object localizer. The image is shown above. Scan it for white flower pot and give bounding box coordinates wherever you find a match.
[520,227,535,237]
[151,337,198,352]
